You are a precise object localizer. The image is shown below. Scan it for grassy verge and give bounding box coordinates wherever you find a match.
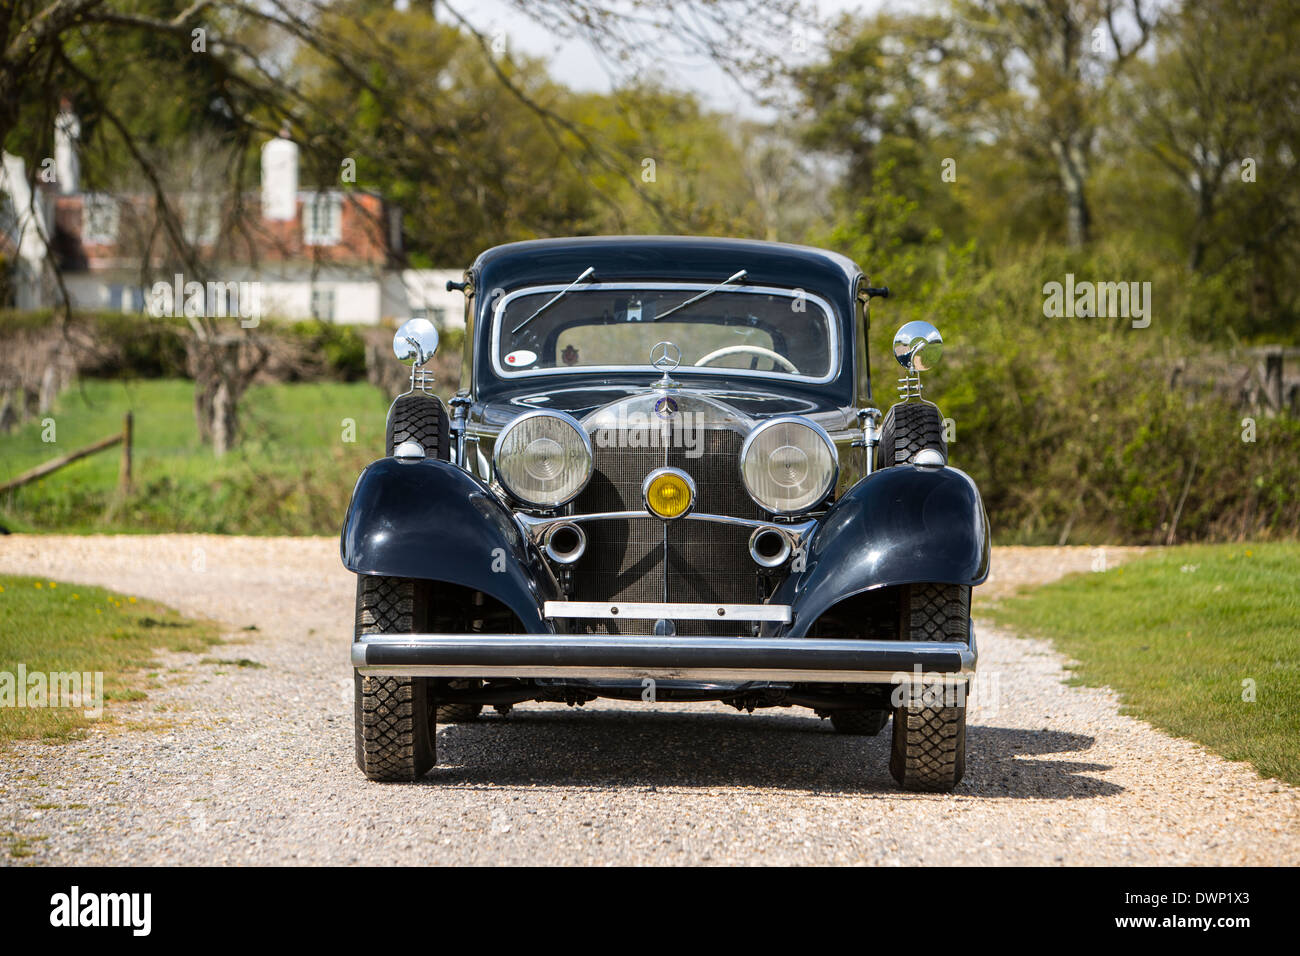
[0,379,390,534]
[0,575,220,745]
[988,543,1300,786]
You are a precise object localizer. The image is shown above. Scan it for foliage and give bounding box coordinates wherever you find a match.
[806,0,1300,342]
[868,241,1300,543]
[0,310,370,381]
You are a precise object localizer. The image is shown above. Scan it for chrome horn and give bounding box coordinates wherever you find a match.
[748,526,792,569]
[544,522,587,565]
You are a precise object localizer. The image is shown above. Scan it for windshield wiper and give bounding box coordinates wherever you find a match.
[511,266,595,334]
[655,270,747,322]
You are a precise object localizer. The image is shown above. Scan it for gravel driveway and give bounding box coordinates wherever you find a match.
[0,536,1295,865]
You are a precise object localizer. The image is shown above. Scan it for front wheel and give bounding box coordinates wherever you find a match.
[889,697,967,792]
[354,576,437,781]
[888,582,970,791]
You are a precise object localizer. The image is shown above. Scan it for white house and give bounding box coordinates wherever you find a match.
[0,113,467,330]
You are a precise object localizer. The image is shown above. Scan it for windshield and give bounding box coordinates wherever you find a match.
[490,283,837,382]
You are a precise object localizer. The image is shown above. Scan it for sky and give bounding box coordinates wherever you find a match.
[454,0,895,116]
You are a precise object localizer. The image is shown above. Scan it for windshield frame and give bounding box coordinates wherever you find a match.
[488,281,841,386]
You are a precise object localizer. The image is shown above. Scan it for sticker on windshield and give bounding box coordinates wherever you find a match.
[504,349,537,368]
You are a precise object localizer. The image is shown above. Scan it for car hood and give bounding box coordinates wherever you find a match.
[476,384,831,430]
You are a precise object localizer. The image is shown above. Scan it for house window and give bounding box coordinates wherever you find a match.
[303,193,342,245]
[83,194,119,245]
[182,194,220,246]
[311,287,336,321]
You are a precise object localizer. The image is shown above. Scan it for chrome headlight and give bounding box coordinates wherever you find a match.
[494,411,593,507]
[739,416,838,515]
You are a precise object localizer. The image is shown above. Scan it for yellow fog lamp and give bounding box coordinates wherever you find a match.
[642,468,696,520]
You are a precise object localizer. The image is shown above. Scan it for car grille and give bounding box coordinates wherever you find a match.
[570,426,763,635]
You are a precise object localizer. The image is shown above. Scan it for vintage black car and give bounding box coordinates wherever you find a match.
[341,236,989,791]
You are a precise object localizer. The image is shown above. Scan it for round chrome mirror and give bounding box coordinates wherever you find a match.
[393,318,439,367]
[892,321,943,371]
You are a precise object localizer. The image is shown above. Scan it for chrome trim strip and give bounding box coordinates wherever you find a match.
[351,634,977,685]
[543,601,792,622]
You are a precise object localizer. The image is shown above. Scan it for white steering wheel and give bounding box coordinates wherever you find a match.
[694,345,800,374]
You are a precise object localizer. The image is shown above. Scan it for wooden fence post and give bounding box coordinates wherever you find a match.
[1264,352,1284,413]
[118,411,133,495]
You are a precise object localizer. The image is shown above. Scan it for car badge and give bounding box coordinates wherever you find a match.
[650,341,681,373]
[654,396,678,419]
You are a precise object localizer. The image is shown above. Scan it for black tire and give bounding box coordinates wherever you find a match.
[436,681,483,723]
[386,392,449,459]
[830,709,890,735]
[354,576,437,781]
[436,703,483,722]
[877,401,946,469]
[888,582,970,792]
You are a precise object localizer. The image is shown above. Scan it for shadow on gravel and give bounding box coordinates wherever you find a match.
[420,708,1121,798]
[963,725,1122,798]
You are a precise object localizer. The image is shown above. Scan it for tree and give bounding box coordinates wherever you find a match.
[1,0,807,450]
[948,1,1155,249]
[1122,0,1300,276]
[799,3,1156,250]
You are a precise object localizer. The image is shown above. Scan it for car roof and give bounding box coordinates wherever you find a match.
[470,236,863,290]
[466,236,864,408]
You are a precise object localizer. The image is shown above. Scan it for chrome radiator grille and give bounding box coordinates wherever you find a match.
[571,427,763,635]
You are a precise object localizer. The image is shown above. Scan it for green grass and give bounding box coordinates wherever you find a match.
[989,543,1300,786]
[0,379,390,534]
[0,575,220,746]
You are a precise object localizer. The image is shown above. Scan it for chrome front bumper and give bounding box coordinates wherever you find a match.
[351,629,977,685]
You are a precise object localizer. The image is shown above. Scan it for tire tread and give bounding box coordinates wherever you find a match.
[877,401,947,468]
[888,582,970,791]
[354,576,435,781]
[386,393,449,459]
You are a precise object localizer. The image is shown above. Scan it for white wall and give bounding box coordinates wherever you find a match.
[390,269,467,329]
[1,152,53,309]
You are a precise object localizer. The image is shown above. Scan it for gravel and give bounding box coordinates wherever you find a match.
[0,535,1295,865]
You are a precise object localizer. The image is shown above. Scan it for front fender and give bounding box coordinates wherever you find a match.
[773,465,990,637]
[340,457,559,632]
